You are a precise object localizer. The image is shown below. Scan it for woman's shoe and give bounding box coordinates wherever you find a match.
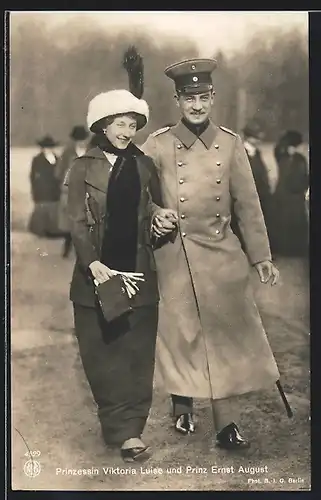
[120,437,152,462]
[174,413,195,435]
[121,446,152,463]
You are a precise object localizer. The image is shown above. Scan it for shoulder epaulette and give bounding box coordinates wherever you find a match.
[151,126,171,137]
[219,125,237,137]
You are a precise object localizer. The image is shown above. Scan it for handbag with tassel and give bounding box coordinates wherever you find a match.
[94,275,133,323]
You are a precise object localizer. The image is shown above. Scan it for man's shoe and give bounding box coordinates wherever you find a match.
[174,413,195,435]
[216,422,250,450]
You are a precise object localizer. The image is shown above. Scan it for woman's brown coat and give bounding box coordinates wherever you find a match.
[66,146,161,308]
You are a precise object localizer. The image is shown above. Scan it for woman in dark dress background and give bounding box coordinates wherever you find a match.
[67,50,176,462]
[28,135,61,237]
[271,130,309,257]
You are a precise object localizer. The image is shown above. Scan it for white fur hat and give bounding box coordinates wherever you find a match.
[87,89,149,132]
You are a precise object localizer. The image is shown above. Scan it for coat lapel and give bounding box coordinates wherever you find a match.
[84,147,113,193]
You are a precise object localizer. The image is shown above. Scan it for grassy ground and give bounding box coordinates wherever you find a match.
[10,147,310,491]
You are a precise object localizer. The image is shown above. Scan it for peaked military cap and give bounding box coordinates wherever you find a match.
[165,58,217,95]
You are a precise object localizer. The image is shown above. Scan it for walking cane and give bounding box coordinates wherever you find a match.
[276,380,293,418]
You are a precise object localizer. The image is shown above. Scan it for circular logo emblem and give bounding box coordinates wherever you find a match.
[191,64,196,70]
[192,76,198,82]
[23,459,41,478]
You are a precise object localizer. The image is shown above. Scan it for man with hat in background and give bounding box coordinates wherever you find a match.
[55,125,89,257]
[142,58,283,450]
[231,121,273,250]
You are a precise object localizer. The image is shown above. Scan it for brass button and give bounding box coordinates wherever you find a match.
[216,213,220,218]
[178,161,183,166]
[180,197,186,202]
[214,144,219,149]
[216,179,221,184]
[181,214,186,219]
[216,196,221,201]
[182,232,187,237]
[216,161,221,166]
[177,144,182,149]
[215,230,220,234]
[179,179,184,184]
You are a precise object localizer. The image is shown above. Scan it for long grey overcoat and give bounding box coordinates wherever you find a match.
[142,120,280,400]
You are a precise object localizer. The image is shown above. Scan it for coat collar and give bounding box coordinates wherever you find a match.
[82,146,145,193]
[82,147,114,193]
[171,119,218,149]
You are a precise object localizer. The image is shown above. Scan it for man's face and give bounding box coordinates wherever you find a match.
[247,136,261,148]
[176,91,214,125]
[76,139,88,150]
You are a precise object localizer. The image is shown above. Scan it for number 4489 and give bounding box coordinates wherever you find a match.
[24,451,41,457]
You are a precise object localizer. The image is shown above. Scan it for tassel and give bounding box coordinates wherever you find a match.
[123,46,144,99]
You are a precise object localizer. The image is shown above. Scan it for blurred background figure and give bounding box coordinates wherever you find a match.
[271,130,309,257]
[55,125,89,258]
[231,121,273,250]
[87,133,101,150]
[28,135,61,238]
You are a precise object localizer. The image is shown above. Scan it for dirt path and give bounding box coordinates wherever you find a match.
[10,230,310,491]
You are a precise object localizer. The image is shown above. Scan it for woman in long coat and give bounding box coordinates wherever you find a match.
[271,130,309,257]
[67,85,174,462]
[28,135,61,237]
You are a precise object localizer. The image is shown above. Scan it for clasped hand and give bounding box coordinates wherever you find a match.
[152,208,179,237]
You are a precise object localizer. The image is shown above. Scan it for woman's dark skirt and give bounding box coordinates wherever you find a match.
[73,303,158,446]
[28,201,61,237]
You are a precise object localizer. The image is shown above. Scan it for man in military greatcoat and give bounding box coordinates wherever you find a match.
[142,58,281,450]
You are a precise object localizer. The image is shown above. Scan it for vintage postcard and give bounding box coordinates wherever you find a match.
[9,10,310,492]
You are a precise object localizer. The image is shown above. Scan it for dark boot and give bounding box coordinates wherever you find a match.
[216,422,250,450]
[174,413,195,435]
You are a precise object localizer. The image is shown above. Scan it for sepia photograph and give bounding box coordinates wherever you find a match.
[9,10,310,492]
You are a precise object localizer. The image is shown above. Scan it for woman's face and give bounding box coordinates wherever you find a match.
[103,115,137,149]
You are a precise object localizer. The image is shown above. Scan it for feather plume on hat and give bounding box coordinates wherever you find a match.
[122,46,144,99]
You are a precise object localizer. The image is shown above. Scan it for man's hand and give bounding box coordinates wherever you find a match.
[255,260,280,286]
[152,208,178,237]
[89,260,117,284]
